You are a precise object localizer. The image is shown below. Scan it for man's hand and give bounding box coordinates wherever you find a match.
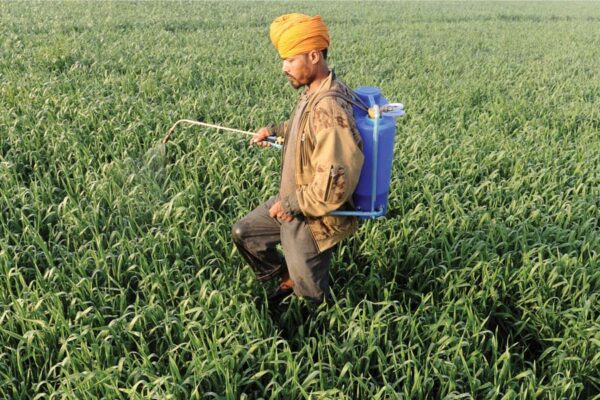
[249,127,271,147]
[269,200,294,222]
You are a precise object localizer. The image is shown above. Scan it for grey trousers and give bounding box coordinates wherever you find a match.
[232,196,334,303]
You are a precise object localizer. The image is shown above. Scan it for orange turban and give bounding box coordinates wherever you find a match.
[269,13,329,59]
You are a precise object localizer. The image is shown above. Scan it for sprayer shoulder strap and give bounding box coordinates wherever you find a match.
[306,89,368,142]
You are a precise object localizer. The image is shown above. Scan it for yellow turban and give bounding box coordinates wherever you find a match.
[269,13,329,59]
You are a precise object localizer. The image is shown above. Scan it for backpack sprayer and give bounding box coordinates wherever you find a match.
[156,86,404,219]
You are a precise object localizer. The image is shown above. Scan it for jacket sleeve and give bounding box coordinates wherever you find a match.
[281,98,364,217]
[267,120,289,139]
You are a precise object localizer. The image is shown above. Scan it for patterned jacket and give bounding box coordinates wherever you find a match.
[268,71,364,252]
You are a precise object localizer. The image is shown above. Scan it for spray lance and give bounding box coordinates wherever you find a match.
[142,119,281,174]
[160,119,282,149]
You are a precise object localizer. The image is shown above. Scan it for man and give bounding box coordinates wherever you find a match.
[232,13,364,306]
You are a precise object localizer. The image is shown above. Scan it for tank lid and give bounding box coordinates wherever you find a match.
[355,86,381,97]
[354,86,382,107]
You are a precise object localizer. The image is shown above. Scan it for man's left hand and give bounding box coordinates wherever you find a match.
[269,201,294,222]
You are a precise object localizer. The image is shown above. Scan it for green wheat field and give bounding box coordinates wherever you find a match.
[1,1,599,399]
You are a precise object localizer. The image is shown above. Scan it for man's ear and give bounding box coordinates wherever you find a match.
[308,49,321,65]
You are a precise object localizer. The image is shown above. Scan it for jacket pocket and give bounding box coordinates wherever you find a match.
[324,165,346,203]
[323,165,334,201]
[300,133,307,172]
[298,132,315,184]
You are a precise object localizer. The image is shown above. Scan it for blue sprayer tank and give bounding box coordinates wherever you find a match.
[268,85,404,219]
[352,87,397,217]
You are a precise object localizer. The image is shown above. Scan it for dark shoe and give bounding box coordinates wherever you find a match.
[267,285,294,306]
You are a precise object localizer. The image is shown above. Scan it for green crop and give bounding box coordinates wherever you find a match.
[1,1,599,399]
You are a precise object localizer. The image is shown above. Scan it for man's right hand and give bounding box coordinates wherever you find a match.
[249,127,271,147]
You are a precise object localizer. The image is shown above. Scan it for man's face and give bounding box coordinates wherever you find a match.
[281,53,314,89]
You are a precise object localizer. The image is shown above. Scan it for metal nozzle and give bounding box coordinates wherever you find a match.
[162,127,175,144]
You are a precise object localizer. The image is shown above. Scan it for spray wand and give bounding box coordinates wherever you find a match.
[161,119,282,149]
